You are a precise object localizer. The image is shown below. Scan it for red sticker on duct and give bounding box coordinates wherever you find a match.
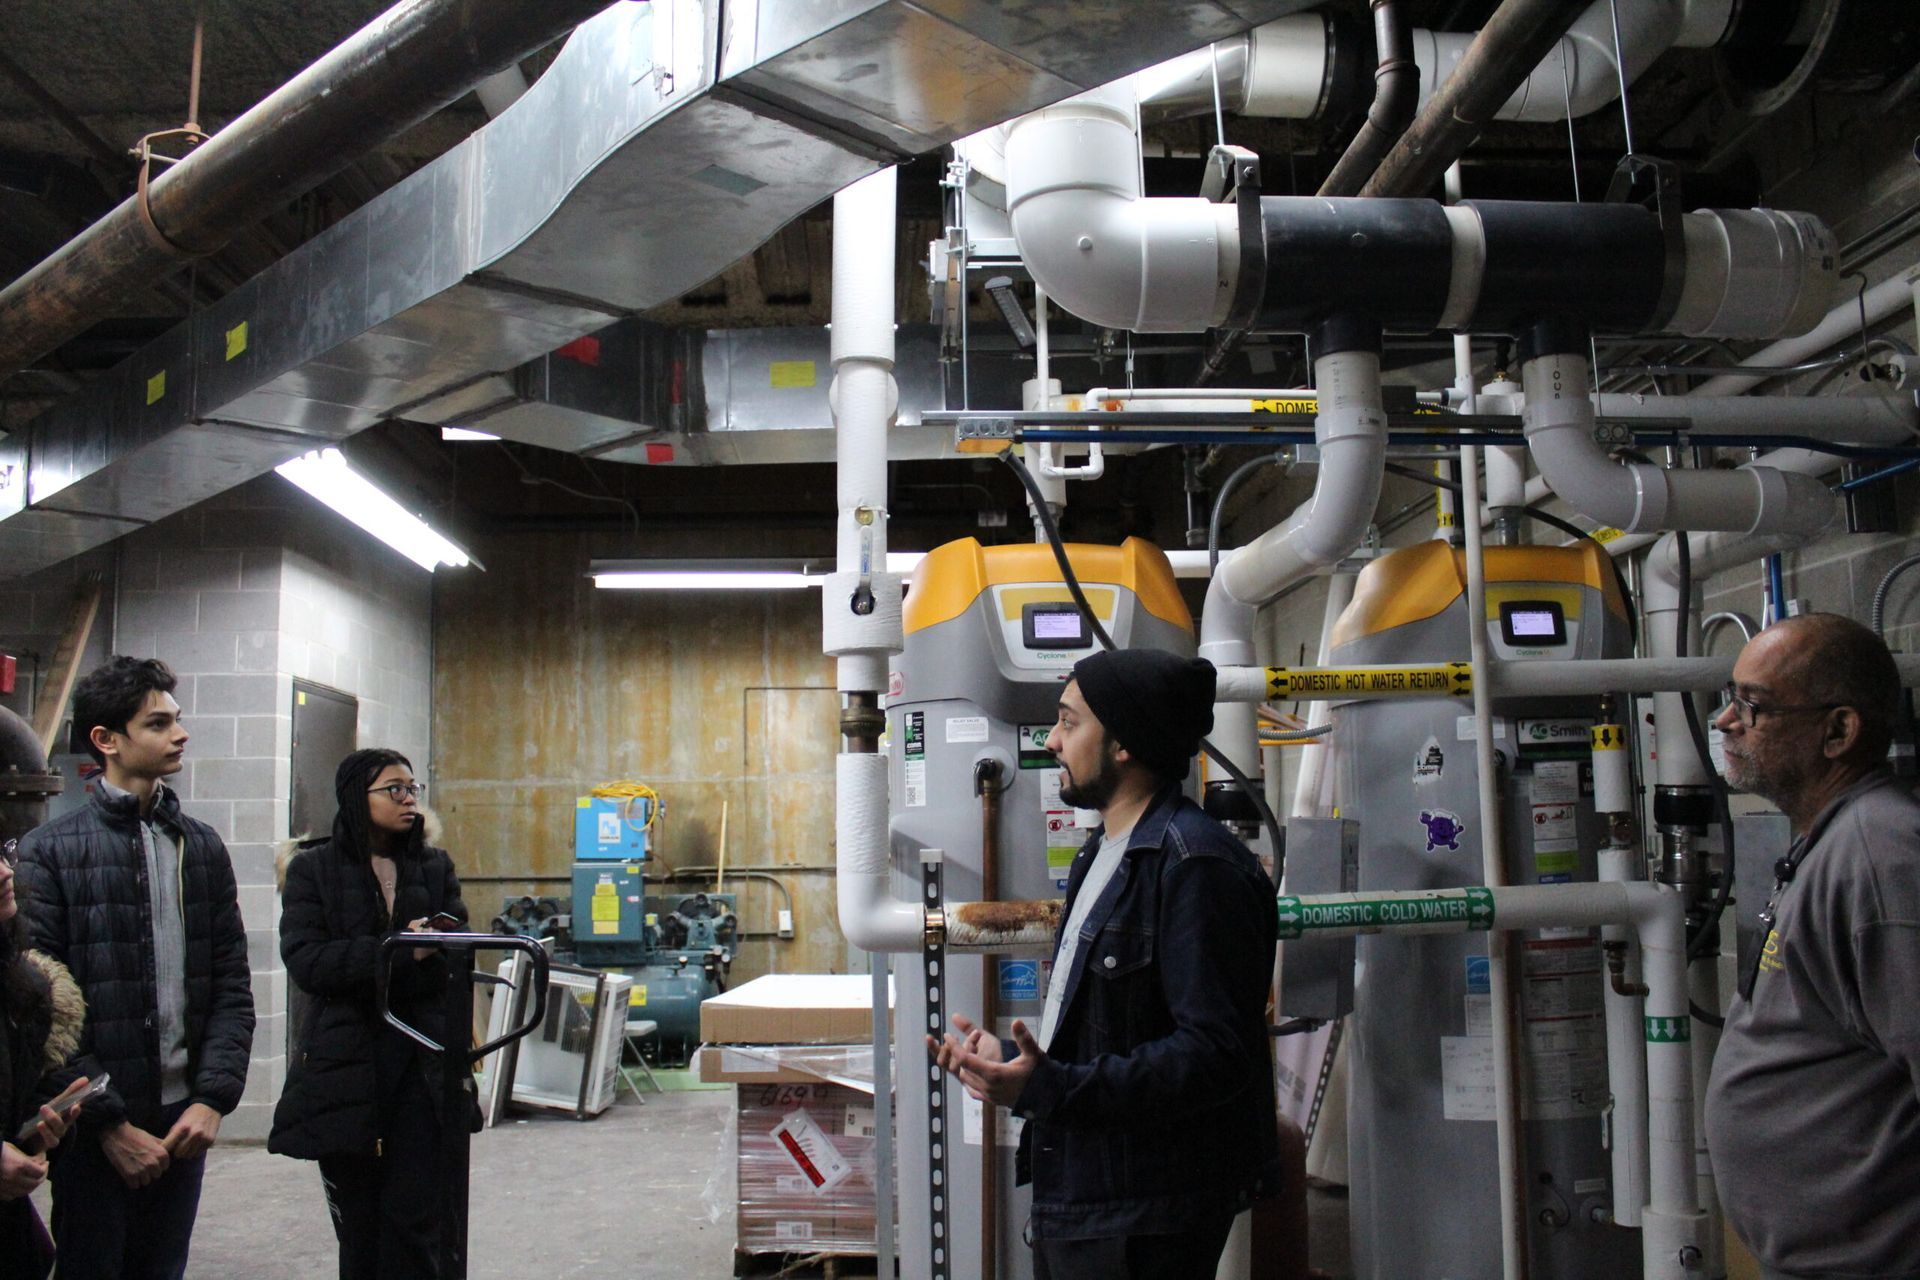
[556,336,601,366]
[645,443,674,464]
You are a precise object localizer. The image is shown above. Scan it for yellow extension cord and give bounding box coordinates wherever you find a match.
[589,781,662,832]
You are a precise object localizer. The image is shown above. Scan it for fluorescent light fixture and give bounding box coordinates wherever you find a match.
[276,448,472,572]
[440,426,500,442]
[591,551,926,591]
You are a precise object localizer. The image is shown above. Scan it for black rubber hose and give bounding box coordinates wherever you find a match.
[1208,451,1289,574]
[1001,452,1288,879]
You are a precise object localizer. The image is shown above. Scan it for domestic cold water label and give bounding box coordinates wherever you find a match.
[771,1109,852,1194]
[946,715,989,744]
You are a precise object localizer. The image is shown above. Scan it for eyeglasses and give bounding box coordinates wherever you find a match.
[367,782,426,802]
[1718,683,1842,729]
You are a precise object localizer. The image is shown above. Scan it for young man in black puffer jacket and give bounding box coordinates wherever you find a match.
[15,657,254,1280]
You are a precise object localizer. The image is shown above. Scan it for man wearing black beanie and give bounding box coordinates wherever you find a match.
[931,647,1283,1279]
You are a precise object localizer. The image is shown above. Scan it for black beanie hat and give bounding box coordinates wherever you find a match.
[1070,648,1216,782]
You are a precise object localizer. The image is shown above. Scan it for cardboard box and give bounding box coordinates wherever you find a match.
[735,1081,885,1256]
[700,973,890,1046]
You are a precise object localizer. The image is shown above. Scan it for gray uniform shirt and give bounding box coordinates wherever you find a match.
[1705,771,1920,1279]
[100,778,193,1106]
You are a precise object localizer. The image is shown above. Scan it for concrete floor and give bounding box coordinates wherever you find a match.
[33,1089,1357,1279]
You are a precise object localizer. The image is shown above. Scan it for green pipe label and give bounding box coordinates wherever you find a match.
[1645,1016,1691,1043]
[1276,887,1494,940]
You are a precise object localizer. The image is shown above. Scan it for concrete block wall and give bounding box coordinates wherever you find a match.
[0,474,434,1142]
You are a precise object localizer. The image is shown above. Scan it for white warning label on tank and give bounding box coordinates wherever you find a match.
[1522,938,1607,1120]
[946,715,989,743]
[903,759,927,808]
[1441,1035,1496,1121]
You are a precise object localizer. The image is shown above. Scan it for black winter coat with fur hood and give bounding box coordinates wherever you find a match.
[268,837,467,1160]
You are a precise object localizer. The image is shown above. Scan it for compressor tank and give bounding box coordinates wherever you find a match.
[888,537,1195,1280]
[1330,541,1640,1279]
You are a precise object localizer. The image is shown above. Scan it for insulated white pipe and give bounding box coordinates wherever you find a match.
[1598,843,1651,1229]
[1199,577,1263,783]
[1410,0,1729,123]
[1460,442,1525,1280]
[828,167,919,954]
[1523,351,1839,536]
[1003,79,1238,333]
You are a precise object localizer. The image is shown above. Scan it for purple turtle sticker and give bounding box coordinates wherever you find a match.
[1420,809,1465,852]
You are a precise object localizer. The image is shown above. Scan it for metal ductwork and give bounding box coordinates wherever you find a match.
[0,0,1303,579]
[1,704,62,845]
[411,322,1023,466]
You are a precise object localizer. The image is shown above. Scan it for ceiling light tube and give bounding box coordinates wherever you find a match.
[275,448,472,572]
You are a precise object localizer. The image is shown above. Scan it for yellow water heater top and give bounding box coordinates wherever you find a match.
[1332,540,1629,649]
[903,537,1192,636]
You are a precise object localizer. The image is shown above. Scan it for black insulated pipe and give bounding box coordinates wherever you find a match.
[1466,200,1667,337]
[0,0,620,380]
[1256,196,1454,333]
[1359,0,1592,198]
[1317,0,1419,197]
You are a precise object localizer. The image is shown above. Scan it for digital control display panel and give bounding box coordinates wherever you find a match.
[1499,600,1567,646]
[1022,602,1091,650]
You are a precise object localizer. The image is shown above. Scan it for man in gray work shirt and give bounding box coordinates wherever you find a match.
[1705,614,1920,1280]
[18,656,253,1278]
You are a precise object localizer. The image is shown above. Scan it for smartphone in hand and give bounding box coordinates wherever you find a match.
[427,912,463,931]
[13,1073,111,1155]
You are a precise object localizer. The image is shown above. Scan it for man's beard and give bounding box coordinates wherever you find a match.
[1058,748,1122,810]
[1723,744,1805,808]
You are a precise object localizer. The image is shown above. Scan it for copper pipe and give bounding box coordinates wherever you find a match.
[0,0,618,378]
[976,759,1005,1278]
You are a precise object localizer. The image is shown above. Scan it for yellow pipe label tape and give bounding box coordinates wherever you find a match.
[1265,663,1472,699]
[1591,724,1625,751]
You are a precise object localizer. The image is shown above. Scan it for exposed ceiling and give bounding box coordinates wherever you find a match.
[0,0,1911,563]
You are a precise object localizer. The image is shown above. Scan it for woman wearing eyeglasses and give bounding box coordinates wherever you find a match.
[268,749,468,1280]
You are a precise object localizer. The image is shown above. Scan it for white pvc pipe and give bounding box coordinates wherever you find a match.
[1003,79,1238,333]
[1287,574,1356,822]
[828,167,920,955]
[1523,351,1839,536]
[1217,348,1388,604]
[1460,441,1525,1280]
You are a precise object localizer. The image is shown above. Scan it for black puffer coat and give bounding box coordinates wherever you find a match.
[1,950,85,1135]
[268,837,467,1160]
[15,786,254,1133]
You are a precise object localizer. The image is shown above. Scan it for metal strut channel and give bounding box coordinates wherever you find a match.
[922,850,952,1280]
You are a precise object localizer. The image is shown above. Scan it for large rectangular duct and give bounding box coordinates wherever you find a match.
[0,0,1297,579]
[409,322,1025,465]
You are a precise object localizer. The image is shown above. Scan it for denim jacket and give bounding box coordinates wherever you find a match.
[1010,785,1283,1240]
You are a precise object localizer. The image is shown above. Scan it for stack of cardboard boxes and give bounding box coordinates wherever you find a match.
[699,975,893,1257]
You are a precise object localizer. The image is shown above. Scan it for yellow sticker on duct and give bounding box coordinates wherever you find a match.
[1250,398,1316,414]
[577,797,591,808]
[225,322,249,361]
[629,986,647,1006]
[296,691,306,706]
[769,360,816,389]
[593,921,618,935]
[1589,527,1625,544]
[146,371,166,405]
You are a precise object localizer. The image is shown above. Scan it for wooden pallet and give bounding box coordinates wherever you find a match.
[733,1247,879,1278]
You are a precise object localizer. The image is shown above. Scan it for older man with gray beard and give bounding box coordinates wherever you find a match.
[1704,613,1920,1280]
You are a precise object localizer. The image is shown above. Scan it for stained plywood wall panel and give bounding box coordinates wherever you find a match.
[431,531,848,982]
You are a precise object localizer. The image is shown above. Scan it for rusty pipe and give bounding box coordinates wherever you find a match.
[939,899,1064,954]
[1317,0,1418,197]
[0,0,618,378]
[1359,0,1590,198]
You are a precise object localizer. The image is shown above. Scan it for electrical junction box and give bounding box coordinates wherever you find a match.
[574,794,651,861]
[572,863,646,947]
